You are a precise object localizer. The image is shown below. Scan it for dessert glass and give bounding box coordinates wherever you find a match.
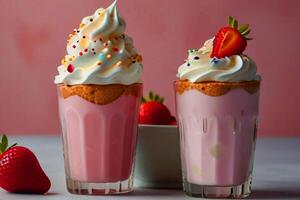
[174,80,260,198]
[58,83,142,195]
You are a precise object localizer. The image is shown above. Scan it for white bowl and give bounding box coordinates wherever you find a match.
[134,124,182,188]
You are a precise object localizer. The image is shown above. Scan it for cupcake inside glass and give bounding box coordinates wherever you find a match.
[54,1,143,195]
[174,16,261,198]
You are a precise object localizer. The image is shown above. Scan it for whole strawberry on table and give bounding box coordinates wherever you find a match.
[0,135,51,194]
[139,91,176,125]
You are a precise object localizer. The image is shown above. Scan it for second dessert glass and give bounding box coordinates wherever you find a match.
[175,17,261,198]
[175,81,260,198]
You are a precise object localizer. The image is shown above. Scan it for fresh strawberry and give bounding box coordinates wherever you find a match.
[211,16,252,58]
[139,91,173,125]
[0,135,51,194]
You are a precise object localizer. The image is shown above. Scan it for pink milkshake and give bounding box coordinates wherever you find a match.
[59,95,140,183]
[175,17,261,198]
[58,84,142,194]
[175,82,259,196]
[54,1,143,195]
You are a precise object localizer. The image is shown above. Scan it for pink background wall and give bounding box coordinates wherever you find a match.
[0,0,299,136]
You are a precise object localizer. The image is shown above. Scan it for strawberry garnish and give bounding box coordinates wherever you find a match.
[0,135,51,194]
[139,91,174,125]
[210,16,252,58]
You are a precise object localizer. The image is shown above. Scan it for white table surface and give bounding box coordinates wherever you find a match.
[0,136,299,200]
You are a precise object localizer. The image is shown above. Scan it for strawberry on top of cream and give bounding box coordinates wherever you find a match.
[177,38,260,83]
[177,17,261,83]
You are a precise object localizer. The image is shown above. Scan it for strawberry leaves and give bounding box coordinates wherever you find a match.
[228,16,252,40]
[0,135,8,154]
[228,16,238,29]
[238,24,249,34]
[0,135,17,154]
[142,91,164,103]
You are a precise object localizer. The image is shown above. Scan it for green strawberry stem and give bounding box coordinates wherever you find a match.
[0,135,17,154]
[142,91,164,103]
[228,16,252,40]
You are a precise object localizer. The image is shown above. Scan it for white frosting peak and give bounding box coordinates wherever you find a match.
[55,1,142,85]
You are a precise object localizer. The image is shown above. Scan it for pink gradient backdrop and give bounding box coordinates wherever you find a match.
[0,0,299,136]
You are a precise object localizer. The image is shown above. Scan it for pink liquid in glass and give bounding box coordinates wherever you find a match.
[58,94,140,183]
[176,89,259,186]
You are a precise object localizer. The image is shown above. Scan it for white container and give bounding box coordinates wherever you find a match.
[134,125,182,188]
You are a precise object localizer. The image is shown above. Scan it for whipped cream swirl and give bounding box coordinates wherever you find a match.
[55,1,142,85]
[177,38,260,82]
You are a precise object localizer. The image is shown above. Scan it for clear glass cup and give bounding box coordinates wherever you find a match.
[57,83,142,195]
[174,81,260,198]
